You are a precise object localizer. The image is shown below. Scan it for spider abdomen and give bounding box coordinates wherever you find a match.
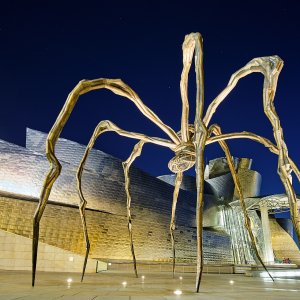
[168,145,196,173]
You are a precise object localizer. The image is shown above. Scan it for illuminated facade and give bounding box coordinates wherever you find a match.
[0,128,299,269]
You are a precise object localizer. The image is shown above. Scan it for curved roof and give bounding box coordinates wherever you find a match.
[230,193,300,213]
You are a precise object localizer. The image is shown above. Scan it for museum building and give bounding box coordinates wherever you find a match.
[0,128,299,273]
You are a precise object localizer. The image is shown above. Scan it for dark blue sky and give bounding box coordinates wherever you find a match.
[0,0,299,195]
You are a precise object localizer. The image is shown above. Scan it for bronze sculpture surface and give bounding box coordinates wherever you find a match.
[32,32,300,292]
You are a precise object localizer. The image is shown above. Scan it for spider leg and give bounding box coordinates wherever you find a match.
[206,131,300,182]
[32,155,61,286]
[207,124,274,281]
[33,78,179,287]
[203,56,281,126]
[202,55,300,246]
[76,136,94,282]
[261,61,300,245]
[191,31,206,292]
[193,121,207,293]
[169,171,183,278]
[122,140,146,278]
[180,33,204,141]
[77,120,176,281]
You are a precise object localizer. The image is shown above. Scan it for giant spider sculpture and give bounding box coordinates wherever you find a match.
[32,32,300,293]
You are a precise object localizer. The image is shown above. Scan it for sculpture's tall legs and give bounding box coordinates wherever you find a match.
[191,30,205,293]
[203,55,300,247]
[76,137,95,282]
[32,154,61,286]
[169,172,183,278]
[32,78,178,286]
[203,56,279,126]
[208,124,273,281]
[180,33,203,142]
[262,61,300,243]
[122,141,146,278]
[77,120,175,280]
[194,122,207,293]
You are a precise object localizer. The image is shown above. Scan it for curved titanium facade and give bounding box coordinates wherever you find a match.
[0,128,233,264]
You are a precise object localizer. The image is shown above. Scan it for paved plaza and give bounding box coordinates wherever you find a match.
[0,270,299,299]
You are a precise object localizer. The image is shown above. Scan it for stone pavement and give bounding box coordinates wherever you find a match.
[0,270,299,299]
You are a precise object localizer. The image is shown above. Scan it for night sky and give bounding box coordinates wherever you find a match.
[0,0,299,195]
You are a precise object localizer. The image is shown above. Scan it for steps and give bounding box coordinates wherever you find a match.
[106,261,234,274]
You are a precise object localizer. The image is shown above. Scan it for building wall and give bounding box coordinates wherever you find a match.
[0,130,198,228]
[0,128,235,266]
[0,195,233,264]
[157,174,198,193]
[233,169,262,199]
[0,229,106,273]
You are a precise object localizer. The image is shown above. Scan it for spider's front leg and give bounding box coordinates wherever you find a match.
[32,152,61,286]
[77,120,176,280]
[194,120,207,293]
[122,140,146,278]
[32,77,180,287]
[169,171,183,278]
[207,124,273,281]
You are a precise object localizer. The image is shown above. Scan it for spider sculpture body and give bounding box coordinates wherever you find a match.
[32,33,300,293]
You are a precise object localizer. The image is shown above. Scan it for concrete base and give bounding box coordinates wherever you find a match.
[0,229,107,273]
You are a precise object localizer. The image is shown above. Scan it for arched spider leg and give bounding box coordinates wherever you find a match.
[206,131,300,182]
[32,78,180,287]
[77,120,176,281]
[171,33,203,280]
[207,124,274,281]
[76,139,92,282]
[184,33,206,294]
[122,140,146,278]
[169,171,183,278]
[207,131,300,242]
[202,55,300,250]
[203,56,281,126]
[193,123,207,293]
[180,32,204,141]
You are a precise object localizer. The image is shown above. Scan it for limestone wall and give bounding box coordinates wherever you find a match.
[0,229,106,272]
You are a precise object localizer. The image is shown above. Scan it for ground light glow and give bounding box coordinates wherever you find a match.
[67,278,72,283]
[122,281,127,287]
[229,280,234,284]
[174,289,182,295]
